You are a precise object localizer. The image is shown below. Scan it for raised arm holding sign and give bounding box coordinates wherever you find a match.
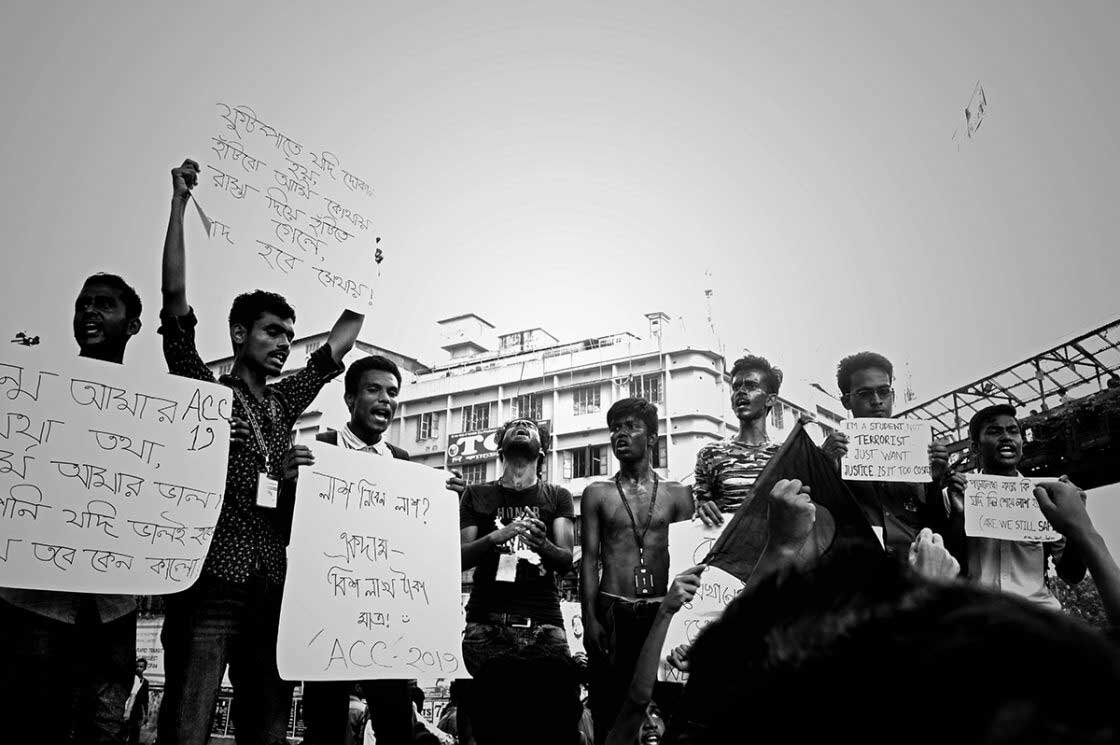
[156,157,365,745]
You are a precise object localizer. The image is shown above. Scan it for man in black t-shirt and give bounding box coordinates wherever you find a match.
[458,418,578,744]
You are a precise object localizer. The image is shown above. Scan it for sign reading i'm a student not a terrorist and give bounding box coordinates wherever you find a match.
[840,418,933,483]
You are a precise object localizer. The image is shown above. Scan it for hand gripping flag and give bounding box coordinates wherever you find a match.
[702,421,879,582]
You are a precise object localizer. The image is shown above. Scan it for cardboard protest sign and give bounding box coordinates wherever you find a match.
[277,444,466,681]
[0,347,230,593]
[963,473,1061,542]
[193,102,381,311]
[657,520,743,683]
[840,418,933,483]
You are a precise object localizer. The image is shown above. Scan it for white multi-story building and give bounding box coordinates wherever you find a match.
[207,312,845,512]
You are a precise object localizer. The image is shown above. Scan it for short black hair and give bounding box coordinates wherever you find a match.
[345,355,402,395]
[836,351,894,396]
[968,403,1018,443]
[678,548,1120,745]
[606,397,659,439]
[730,355,782,394]
[81,273,142,320]
[410,684,425,710]
[228,290,295,330]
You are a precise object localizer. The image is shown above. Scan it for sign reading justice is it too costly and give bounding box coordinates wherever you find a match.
[840,418,933,483]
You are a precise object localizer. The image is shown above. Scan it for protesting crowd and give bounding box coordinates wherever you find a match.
[2,157,1120,745]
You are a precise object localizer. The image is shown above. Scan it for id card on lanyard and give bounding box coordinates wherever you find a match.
[615,473,659,596]
[234,388,281,509]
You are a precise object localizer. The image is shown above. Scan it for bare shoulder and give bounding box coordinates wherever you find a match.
[659,480,695,515]
[581,480,615,506]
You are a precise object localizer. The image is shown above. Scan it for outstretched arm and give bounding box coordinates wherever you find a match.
[161,160,199,318]
[604,567,703,745]
[741,479,816,596]
[323,309,365,364]
[1035,480,1120,625]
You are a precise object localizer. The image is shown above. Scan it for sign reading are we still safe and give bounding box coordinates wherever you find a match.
[840,418,933,483]
[277,444,466,681]
[963,474,1061,543]
[0,347,231,594]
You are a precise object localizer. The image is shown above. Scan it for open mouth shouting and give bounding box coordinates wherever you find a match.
[368,405,393,428]
[996,442,1019,460]
[76,316,104,342]
[265,349,289,370]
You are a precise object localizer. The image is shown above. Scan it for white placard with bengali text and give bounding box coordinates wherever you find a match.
[277,444,466,681]
[963,473,1062,542]
[194,102,381,312]
[657,520,743,683]
[840,418,933,483]
[0,347,230,593]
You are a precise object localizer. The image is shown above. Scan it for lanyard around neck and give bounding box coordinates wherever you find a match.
[232,388,278,472]
[613,473,659,565]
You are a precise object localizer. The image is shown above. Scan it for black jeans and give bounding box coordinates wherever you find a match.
[156,574,293,745]
[589,593,664,745]
[301,679,414,745]
[0,599,135,745]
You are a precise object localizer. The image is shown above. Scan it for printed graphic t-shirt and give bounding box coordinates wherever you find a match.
[460,480,575,626]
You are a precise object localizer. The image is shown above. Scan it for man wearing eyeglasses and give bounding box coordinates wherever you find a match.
[821,352,956,564]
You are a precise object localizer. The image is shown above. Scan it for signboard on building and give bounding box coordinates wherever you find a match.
[446,420,550,466]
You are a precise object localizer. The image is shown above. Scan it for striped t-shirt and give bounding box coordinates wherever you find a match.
[692,437,781,513]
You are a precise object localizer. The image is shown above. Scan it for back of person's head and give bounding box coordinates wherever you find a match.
[606,397,659,439]
[730,354,783,394]
[81,273,142,320]
[228,290,295,330]
[681,549,1120,745]
[410,683,425,710]
[835,351,893,395]
[345,354,403,394]
[469,646,583,745]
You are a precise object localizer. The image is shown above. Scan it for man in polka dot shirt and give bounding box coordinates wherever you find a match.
[155,159,365,745]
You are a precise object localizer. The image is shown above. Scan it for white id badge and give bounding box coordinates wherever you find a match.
[256,473,279,508]
[496,553,518,582]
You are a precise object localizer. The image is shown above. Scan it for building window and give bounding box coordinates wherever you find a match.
[562,445,607,479]
[459,403,491,432]
[461,462,488,485]
[770,403,785,429]
[511,393,543,421]
[417,412,439,441]
[651,436,668,469]
[630,373,664,405]
[572,385,601,416]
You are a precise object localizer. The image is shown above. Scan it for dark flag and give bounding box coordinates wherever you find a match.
[703,421,879,582]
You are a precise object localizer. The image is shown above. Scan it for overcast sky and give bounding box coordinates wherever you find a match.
[2,1,1117,403]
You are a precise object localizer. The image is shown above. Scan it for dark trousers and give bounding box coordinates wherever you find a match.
[588,594,667,745]
[0,600,135,745]
[301,679,414,745]
[459,620,577,745]
[156,574,293,745]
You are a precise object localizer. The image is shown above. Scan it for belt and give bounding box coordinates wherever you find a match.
[471,612,543,629]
